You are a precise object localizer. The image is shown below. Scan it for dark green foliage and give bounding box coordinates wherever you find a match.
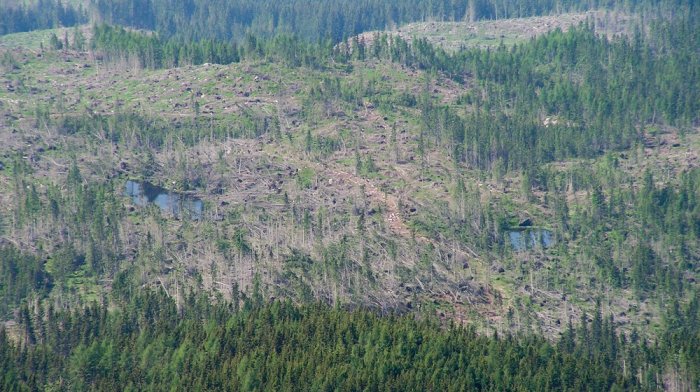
[0,246,52,319]
[89,0,699,44]
[1,3,699,390]
[377,23,699,170]
[0,0,87,36]
[91,24,240,69]
[1,290,696,391]
[89,0,565,44]
[9,161,125,285]
[661,294,700,384]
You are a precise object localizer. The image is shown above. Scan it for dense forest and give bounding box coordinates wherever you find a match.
[1,0,700,390]
[0,0,87,36]
[2,0,692,42]
[1,289,699,390]
[89,0,693,42]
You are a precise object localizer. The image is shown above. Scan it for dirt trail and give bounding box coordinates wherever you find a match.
[329,168,411,237]
[328,164,483,263]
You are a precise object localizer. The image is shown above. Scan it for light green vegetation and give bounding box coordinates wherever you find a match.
[0,25,90,50]
[0,8,698,343]
[360,10,637,52]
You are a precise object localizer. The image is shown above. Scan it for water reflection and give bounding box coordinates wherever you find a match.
[125,180,203,220]
[507,229,553,251]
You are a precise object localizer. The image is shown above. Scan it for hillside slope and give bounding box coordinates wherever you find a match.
[1,23,698,339]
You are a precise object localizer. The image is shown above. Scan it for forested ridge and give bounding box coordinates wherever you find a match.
[88,0,699,43]
[2,0,695,41]
[1,0,699,390]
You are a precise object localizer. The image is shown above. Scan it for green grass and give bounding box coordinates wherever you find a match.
[0,26,87,50]
[380,12,598,52]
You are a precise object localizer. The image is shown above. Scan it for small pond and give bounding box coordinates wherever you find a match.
[125,180,203,220]
[507,228,553,251]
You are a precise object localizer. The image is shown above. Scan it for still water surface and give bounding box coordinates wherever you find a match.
[507,229,553,251]
[125,180,203,220]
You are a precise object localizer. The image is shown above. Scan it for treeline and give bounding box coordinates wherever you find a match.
[342,21,697,171]
[91,24,240,69]
[88,0,533,42]
[0,0,87,36]
[1,288,698,390]
[89,10,700,172]
[89,0,689,43]
[91,24,338,69]
[405,21,696,171]
[1,0,694,41]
